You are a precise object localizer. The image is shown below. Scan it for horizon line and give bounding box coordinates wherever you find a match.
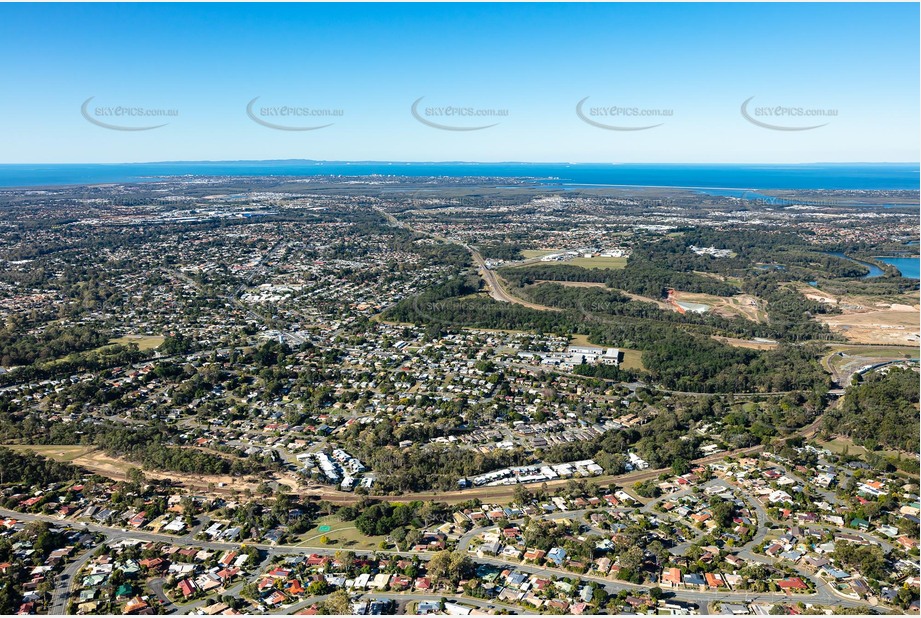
[1,159,919,167]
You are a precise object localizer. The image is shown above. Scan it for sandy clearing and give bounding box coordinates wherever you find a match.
[821,305,920,345]
[673,291,766,322]
[60,449,301,497]
[712,336,779,350]
[790,283,920,344]
[536,280,608,288]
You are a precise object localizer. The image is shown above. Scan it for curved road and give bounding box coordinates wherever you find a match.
[3,500,882,615]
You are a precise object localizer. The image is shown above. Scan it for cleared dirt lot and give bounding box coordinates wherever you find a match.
[793,284,920,345]
[711,336,778,350]
[821,303,920,345]
[671,291,767,322]
[5,444,299,497]
[536,280,607,288]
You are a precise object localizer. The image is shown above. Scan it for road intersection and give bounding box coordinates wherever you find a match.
[3,472,888,617]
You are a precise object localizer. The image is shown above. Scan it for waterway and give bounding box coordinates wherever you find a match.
[827,252,884,278]
[876,256,920,280]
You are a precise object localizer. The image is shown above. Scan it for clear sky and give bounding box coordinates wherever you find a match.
[0,3,918,164]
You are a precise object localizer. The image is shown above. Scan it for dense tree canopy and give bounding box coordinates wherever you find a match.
[0,446,86,486]
[823,367,920,452]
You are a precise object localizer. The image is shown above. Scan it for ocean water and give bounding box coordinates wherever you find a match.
[0,162,917,191]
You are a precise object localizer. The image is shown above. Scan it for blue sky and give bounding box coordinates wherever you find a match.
[0,3,918,163]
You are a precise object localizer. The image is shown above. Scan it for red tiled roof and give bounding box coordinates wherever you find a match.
[663,568,682,584]
[777,577,808,590]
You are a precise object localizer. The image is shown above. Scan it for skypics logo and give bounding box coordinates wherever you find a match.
[411,97,508,131]
[246,97,343,131]
[740,96,837,131]
[576,97,672,131]
[81,97,178,131]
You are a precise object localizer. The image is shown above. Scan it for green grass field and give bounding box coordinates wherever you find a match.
[109,335,165,351]
[520,249,560,259]
[826,344,919,359]
[565,256,627,270]
[568,334,594,347]
[817,437,903,459]
[40,334,165,369]
[619,349,646,371]
[3,444,95,462]
[295,514,389,550]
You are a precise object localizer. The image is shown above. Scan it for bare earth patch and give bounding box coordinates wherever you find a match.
[71,450,268,493]
[672,291,766,322]
[712,336,778,350]
[6,444,302,498]
[792,284,920,345]
[608,289,668,309]
[536,280,607,288]
[821,303,920,345]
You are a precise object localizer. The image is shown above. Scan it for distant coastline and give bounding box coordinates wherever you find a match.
[0,161,917,190]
